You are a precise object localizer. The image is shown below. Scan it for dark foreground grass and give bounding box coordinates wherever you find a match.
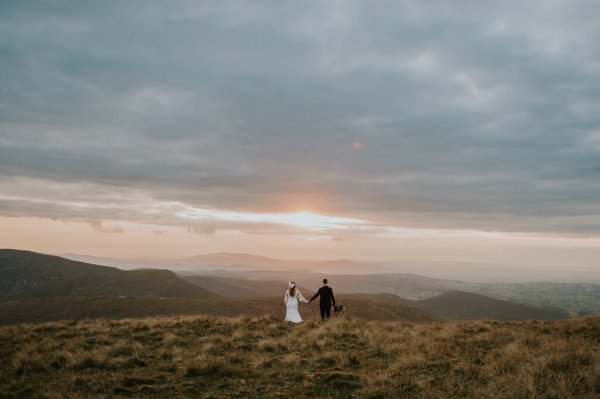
[1,316,599,398]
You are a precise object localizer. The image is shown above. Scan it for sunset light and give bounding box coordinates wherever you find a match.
[177,208,365,231]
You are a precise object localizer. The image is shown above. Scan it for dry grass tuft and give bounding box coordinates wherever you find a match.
[1,315,599,398]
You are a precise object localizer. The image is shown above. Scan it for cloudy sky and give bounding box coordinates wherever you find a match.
[1,1,600,265]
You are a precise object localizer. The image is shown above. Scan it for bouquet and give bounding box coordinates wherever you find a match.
[334,303,346,314]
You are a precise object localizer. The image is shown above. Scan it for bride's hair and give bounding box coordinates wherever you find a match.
[289,282,296,297]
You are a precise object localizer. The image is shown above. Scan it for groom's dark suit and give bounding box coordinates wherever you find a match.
[310,285,336,319]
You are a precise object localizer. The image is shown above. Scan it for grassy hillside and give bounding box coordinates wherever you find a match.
[1,316,598,398]
[0,249,218,300]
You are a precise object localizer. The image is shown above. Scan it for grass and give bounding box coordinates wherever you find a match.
[1,316,599,398]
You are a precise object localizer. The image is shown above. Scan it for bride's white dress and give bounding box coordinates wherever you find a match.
[284,289,309,323]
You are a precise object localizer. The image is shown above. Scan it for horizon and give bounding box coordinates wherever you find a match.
[1,2,600,271]
[8,248,595,283]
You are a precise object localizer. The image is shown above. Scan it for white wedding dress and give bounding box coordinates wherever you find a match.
[284,289,309,323]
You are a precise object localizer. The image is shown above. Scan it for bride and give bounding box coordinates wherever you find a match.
[284,282,309,323]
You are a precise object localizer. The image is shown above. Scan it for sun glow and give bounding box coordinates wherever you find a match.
[177,208,365,231]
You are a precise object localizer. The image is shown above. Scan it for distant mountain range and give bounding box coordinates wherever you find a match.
[60,252,391,274]
[0,249,569,324]
[60,252,600,283]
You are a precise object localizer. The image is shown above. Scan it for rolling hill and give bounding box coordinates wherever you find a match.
[414,291,567,320]
[0,249,219,300]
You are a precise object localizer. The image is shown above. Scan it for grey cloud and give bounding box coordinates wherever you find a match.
[1,1,600,236]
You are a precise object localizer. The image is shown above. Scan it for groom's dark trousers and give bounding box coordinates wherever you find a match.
[310,286,335,319]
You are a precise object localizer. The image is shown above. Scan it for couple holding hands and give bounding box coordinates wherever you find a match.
[284,279,336,323]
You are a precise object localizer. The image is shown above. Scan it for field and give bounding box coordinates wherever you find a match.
[1,316,599,398]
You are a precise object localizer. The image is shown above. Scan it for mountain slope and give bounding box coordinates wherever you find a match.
[415,291,567,320]
[0,249,219,300]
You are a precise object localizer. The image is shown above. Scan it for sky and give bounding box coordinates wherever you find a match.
[1,1,600,267]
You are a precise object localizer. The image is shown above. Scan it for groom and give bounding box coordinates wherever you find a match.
[309,278,336,319]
